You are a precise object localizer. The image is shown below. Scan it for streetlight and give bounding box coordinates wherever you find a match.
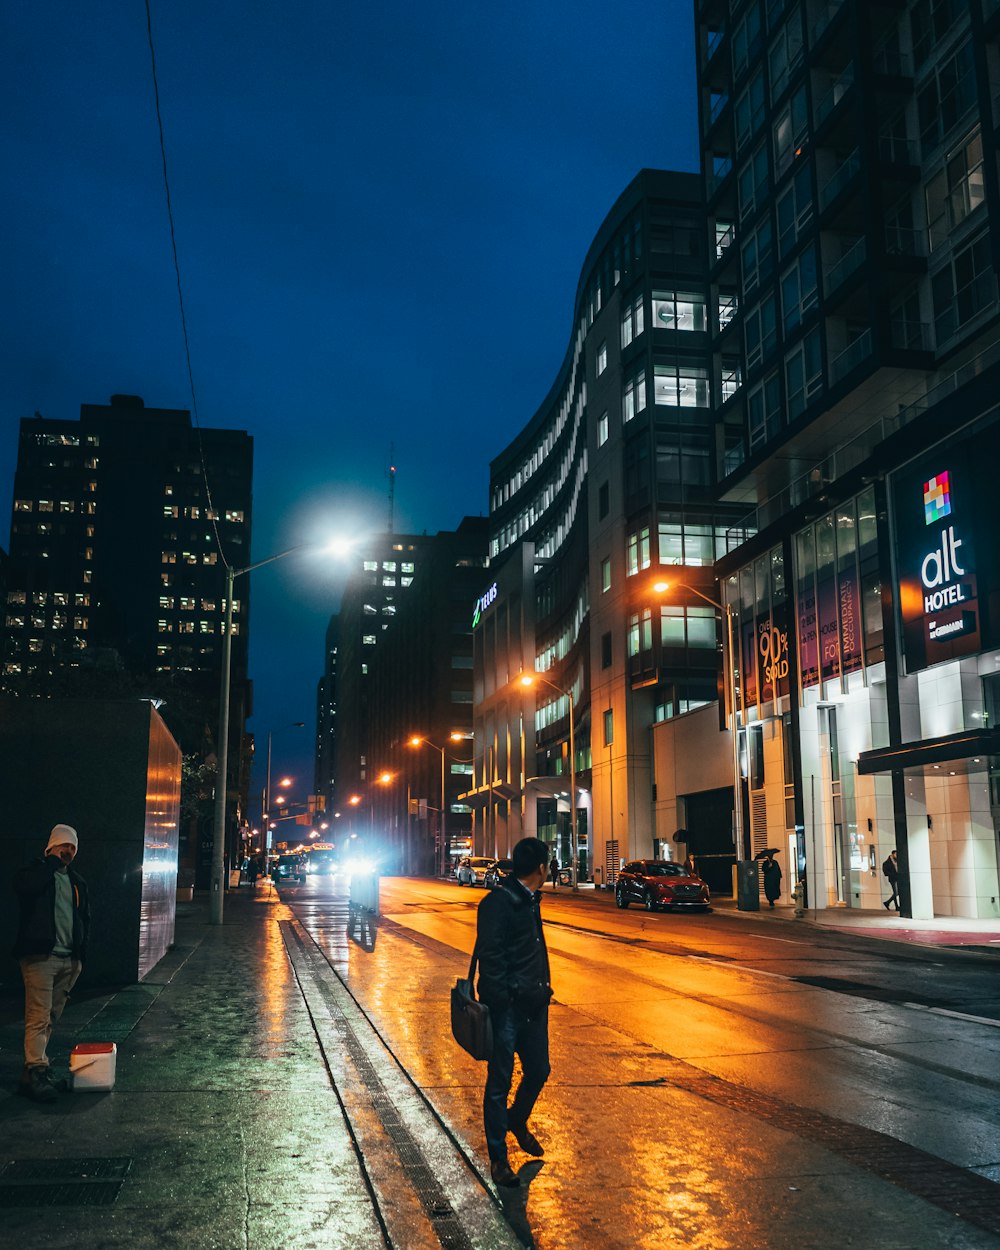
[263,723,305,868]
[652,579,743,858]
[211,537,352,925]
[520,673,578,892]
[409,732,466,877]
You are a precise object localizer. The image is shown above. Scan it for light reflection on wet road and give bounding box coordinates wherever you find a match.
[284,874,1000,1250]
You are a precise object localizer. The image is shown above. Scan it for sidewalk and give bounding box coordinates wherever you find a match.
[535,878,1000,953]
[0,889,517,1250]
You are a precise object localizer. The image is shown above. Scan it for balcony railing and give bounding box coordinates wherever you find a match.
[890,319,934,351]
[728,333,1000,538]
[824,236,867,295]
[884,224,928,258]
[812,0,846,42]
[814,64,855,128]
[819,148,861,212]
[829,329,874,386]
[878,134,919,166]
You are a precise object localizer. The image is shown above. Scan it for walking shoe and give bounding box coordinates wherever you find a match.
[17,1066,58,1104]
[490,1159,520,1188]
[508,1119,544,1156]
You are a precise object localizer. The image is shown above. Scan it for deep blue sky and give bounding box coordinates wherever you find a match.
[0,1,698,803]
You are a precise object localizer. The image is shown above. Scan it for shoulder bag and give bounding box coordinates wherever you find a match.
[451,947,493,1061]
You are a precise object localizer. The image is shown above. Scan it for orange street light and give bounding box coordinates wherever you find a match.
[348,794,362,807]
[279,776,293,788]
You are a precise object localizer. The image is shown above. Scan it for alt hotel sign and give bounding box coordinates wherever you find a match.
[892,418,999,673]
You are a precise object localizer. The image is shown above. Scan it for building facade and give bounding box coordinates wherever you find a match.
[1,393,254,883]
[471,170,746,882]
[670,0,1000,918]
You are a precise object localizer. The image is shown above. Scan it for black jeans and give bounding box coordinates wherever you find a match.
[483,1004,550,1163]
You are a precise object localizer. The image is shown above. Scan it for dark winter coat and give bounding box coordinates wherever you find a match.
[882,856,898,885]
[12,855,90,961]
[762,858,782,903]
[476,874,552,1016]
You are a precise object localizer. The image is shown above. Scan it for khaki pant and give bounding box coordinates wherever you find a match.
[19,954,82,1068]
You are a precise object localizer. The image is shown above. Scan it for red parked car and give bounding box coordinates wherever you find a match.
[615,860,711,912]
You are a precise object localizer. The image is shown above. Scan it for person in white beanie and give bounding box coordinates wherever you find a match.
[11,823,90,1102]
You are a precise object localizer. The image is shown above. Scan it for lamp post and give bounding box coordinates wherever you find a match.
[263,722,305,871]
[652,579,743,858]
[409,733,466,877]
[211,537,351,925]
[520,673,578,892]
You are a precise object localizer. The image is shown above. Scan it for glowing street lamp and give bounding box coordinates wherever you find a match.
[652,579,743,857]
[211,536,352,925]
[520,672,578,892]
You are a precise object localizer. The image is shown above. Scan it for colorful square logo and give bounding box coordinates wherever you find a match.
[923,471,951,525]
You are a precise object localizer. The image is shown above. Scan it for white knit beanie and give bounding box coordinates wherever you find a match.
[46,824,78,851]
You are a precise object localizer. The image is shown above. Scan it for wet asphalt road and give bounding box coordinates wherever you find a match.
[274,874,1000,1250]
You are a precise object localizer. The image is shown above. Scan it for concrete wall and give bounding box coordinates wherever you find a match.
[0,697,181,992]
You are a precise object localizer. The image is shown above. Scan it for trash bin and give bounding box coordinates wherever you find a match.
[735,860,760,911]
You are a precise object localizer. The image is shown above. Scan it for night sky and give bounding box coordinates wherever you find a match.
[0,1,698,803]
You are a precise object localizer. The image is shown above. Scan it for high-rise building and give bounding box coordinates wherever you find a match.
[672,0,1000,918]
[1,393,254,881]
[325,531,439,812]
[470,170,745,881]
[365,516,488,873]
[315,613,339,814]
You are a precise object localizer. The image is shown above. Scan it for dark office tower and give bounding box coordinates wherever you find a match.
[2,395,253,875]
[315,613,339,813]
[686,1,1000,919]
[365,516,488,874]
[330,531,439,811]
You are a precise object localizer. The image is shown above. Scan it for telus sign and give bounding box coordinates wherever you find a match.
[472,581,498,629]
[893,431,997,671]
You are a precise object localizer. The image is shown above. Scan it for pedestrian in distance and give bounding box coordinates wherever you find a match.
[548,854,559,889]
[477,836,553,1188]
[12,824,90,1103]
[762,852,782,908]
[883,849,900,911]
[248,856,260,886]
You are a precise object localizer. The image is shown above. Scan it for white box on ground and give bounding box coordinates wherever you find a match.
[70,1041,117,1091]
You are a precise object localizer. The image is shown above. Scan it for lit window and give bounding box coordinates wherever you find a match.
[225,509,244,523]
[363,560,378,572]
[180,597,196,610]
[601,557,611,592]
[7,591,26,604]
[159,597,175,610]
[363,634,377,645]
[401,576,414,587]
[621,295,645,348]
[401,562,415,573]
[178,621,195,633]
[74,593,90,606]
[183,552,197,565]
[201,599,216,612]
[654,363,710,408]
[597,342,608,375]
[164,506,179,518]
[203,552,218,565]
[383,561,397,572]
[59,500,75,513]
[382,576,396,587]
[164,485,174,496]
[652,291,707,332]
[598,412,609,447]
[626,527,651,576]
[199,621,214,634]
[162,552,176,564]
[603,709,614,746]
[73,616,88,630]
[158,620,173,633]
[14,500,32,512]
[623,369,647,422]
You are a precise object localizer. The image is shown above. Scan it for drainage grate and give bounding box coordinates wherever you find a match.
[0,1157,131,1208]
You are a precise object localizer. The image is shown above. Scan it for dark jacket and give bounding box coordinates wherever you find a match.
[12,855,90,961]
[883,856,898,884]
[476,874,552,1015]
[762,859,782,902]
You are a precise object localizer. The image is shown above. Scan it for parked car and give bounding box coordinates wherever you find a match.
[484,858,513,889]
[275,854,307,883]
[456,856,496,887]
[615,860,711,911]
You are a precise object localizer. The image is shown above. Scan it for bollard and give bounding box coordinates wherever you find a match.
[791,879,805,919]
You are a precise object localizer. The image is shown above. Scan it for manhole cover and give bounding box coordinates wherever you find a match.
[0,1157,131,1207]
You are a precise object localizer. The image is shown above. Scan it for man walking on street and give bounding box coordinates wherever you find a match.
[476,836,553,1188]
[12,824,90,1102]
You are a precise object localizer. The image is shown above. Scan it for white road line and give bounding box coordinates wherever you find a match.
[903,1002,1000,1029]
